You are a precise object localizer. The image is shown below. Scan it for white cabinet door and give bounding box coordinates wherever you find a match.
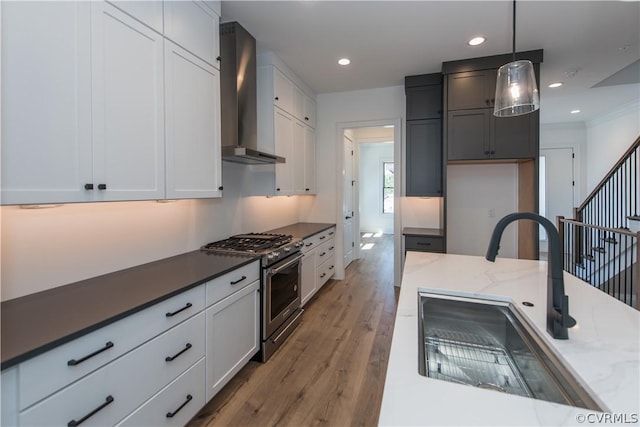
[293,85,304,121]
[293,120,306,194]
[273,67,293,114]
[303,95,317,129]
[1,1,92,205]
[274,109,294,195]
[301,250,317,306]
[304,126,316,194]
[106,0,164,34]
[164,1,219,67]
[91,2,165,201]
[205,281,259,401]
[165,41,221,199]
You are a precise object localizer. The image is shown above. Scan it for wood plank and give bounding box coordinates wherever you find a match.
[518,159,537,259]
[188,233,397,427]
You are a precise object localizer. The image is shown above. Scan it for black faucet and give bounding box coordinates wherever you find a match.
[485,212,576,339]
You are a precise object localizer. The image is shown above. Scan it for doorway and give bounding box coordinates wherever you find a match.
[337,120,401,287]
[539,147,575,253]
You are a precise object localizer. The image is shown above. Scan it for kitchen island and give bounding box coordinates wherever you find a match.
[379,251,639,426]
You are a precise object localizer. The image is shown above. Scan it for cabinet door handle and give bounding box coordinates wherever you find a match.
[305,242,313,247]
[166,394,193,418]
[319,252,326,257]
[484,150,490,155]
[97,184,107,190]
[328,231,334,236]
[216,56,221,62]
[84,183,94,190]
[417,242,432,246]
[165,343,192,362]
[329,265,334,270]
[329,246,334,250]
[305,188,310,191]
[67,395,114,426]
[275,96,279,101]
[320,273,326,278]
[165,302,192,317]
[305,116,309,121]
[276,188,281,191]
[218,186,223,191]
[319,236,326,240]
[230,275,247,285]
[490,150,496,155]
[67,342,114,366]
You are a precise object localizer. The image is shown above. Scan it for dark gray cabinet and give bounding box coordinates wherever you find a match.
[407,119,442,196]
[447,69,497,110]
[405,73,443,197]
[447,109,537,161]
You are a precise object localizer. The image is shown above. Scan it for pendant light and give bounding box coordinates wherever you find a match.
[493,0,539,117]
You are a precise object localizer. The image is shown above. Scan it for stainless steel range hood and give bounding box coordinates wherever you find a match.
[220,22,284,164]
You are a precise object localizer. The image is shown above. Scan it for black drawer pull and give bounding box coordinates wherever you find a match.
[329,246,334,250]
[165,343,192,362]
[84,183,94,190]
[230,275,247,285]
[274,96,279,101]
[305,242,313,247]
[67,395,114,426]
[319,252,326,257]
[319,236,326,240]
[67,342,114,366]
[97,184,107,190]
[166,302,192,317]
[328,231,334,236]
[166,394,192,418]
[329,265,334,270]
[320,273,326,278]
[416,242,432,246]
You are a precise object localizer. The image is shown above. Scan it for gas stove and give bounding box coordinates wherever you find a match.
[201,233,303,266]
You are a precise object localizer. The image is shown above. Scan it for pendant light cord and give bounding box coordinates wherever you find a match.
[512,0,516,62]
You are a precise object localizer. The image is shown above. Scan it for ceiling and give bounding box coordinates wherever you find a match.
[220,1,640,125]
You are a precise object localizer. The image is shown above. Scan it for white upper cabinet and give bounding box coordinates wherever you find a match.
[293,120,306,194]
[165,41,222,199]
[303,95,317,129]
[273,67,294,113]
[106,1,164,34]
[1,0,222,205]
[304,126,316,194]
[91,2,165,201]
[0,1,93,205]
[274,109,295,195]
[164,1,220,67]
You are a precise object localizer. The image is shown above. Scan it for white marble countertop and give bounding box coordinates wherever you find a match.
[379,252,640,426]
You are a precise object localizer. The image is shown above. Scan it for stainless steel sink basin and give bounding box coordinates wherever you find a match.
[418,292,602,410]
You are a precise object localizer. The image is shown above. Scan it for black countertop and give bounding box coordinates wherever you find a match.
[402,227,445,237]
[1,250,257,369]
[266,222,335,240]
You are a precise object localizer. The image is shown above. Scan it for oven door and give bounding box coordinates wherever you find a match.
[263,253,303,339]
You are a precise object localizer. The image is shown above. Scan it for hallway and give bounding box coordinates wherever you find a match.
[189,233,397,427]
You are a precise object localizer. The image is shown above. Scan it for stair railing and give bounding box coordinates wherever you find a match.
[575,136,639,233]
[559,217,638,309]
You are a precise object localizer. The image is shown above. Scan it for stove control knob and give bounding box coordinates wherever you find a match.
[273,252,280,258]
[283,247,291,253]
[267,254,275,260]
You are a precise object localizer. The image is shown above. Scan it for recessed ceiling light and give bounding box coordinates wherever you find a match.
[548,82,563,88]
[468,37,486,46]
[338,58,351,66]
[570,109,581,114]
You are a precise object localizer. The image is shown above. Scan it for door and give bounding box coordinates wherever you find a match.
[540,148,575,244]
[0,1,92,204]
[91,2,165,201]
[343,134,356,267]
[165,41,221,199]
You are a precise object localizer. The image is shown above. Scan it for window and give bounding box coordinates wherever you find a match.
[383,162,394,213]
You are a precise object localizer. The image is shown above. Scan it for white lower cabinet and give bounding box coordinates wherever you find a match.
[20,312,205,426]
[205,280,260,401]
[1,367,18,426]
[116,358,205,427]
[301,227,336,307]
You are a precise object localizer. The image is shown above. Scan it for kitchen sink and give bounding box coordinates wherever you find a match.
[418,292,603,410]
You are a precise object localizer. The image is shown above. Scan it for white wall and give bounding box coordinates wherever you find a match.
[446,164,518,258]
[585,100,639,194]
[359,142,394,234]
[0,163,301,301]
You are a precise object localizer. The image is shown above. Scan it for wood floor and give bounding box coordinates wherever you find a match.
[189,233,398,427]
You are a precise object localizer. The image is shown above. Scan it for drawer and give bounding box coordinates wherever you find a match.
[315,239,335,265]
[116,358,205,427]
[301,227,336,253]
[405,235,444,252]
[205,260,260,307]
[19,284,205,409]
[316,259,335,288]
[20,312,205,426]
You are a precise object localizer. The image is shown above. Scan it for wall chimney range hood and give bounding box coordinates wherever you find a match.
[220,22,284,164]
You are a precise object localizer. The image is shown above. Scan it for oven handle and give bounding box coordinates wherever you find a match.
[270,309,304,344]
[268,253,303,275]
